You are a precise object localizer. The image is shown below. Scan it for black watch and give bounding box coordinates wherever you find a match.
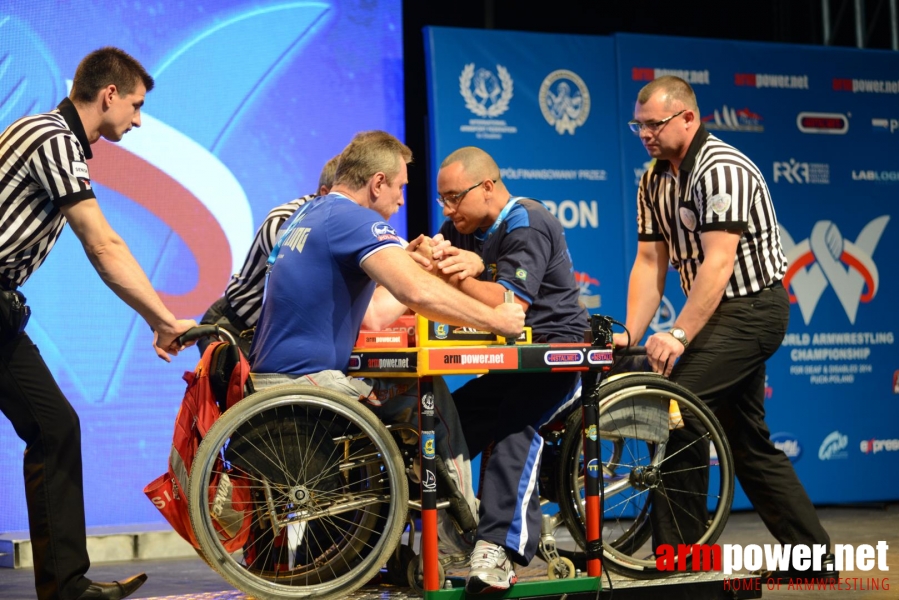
[669,327,689,348]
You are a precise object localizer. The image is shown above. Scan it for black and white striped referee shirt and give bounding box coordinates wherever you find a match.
[637,124,787,299]
[0,98,95,289]
[224,195,315,327]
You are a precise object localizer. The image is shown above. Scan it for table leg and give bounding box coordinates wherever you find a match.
[418,376,439,591]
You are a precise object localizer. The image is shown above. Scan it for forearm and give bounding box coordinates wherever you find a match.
[396,275,506,333]
[675,261,730,340]
[86,237,178,332]
[623,264,665,344]
[362,286,409,330]
[456,277,510,308]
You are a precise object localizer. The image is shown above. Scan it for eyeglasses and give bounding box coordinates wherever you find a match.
[436,179,495,209]
[627,109,686,134]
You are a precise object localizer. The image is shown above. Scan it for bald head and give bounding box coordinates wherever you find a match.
[440,146,501,183]
[636,76,699,113]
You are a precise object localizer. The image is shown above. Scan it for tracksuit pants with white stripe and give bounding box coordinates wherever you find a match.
[452,371,581,565]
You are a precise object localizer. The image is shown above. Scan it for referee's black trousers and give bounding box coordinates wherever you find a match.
[651,283,831,551]
[0,333,91,600]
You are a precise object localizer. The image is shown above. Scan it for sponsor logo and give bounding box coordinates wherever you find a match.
[423,469,437,490]
[347,355,361,370]
[436,348,518,368]
[371,222,400,242]
[772,159,830,184]
[544,350,584,365]
[586,423,598,441]
[655,541,890,576]
[702,105,763,132]
[872,117,898,133]
[860,437,899,454]
[366,357,411,369]
[894,370,899,394]
[434,322,448,340]
[586,458,600,478]
[632,67,710,84]
[818,431,849,460]
[851,169,899,182]
[70,160,89,178]
[587,349,614,365]
[781,216,888,324]
[422,431,436,459]
[796,112,849,134]
[771,433,802,463]
[833,77,899,94]
[539,69,590,135]
[459,63,516,140]
[735,73,809,89]
[574,270,601,309]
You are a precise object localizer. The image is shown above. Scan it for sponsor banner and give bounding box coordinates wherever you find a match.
[616,33,899,507]
[425,347,519,373]
[423,26,628,320]
[348,351,418,375]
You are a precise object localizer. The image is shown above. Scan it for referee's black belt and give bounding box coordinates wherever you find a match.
[724,279,783,301]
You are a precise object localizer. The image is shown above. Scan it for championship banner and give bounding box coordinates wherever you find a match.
[423,27,628,321]
[0,0,403,531]
[615,33,899,507]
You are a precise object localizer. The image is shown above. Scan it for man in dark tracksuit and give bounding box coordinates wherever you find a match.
[428,146,587,594]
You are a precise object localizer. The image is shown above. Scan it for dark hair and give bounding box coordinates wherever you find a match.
[70,47,154,104]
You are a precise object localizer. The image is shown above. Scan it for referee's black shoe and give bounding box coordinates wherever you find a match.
[76,573,147,599]
[755,553,838,583]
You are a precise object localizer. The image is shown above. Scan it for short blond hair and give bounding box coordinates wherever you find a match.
[333,131,412,190]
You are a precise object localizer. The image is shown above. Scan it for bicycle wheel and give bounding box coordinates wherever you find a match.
[557,373,734,578]
[188,383,408,599]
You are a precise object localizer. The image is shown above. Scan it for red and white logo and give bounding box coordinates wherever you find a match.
[781,216,888,324]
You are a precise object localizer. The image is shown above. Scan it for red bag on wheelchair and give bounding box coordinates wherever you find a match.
[144,340,252,552]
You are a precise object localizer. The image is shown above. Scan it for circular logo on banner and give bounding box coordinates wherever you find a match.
[460,63,514,118]
[539,69,590,135]
[679,206,698,231]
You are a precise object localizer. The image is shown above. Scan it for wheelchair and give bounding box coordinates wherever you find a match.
[179,315,734,598]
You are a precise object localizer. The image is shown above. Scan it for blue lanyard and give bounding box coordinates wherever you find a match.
[474,196,525,242]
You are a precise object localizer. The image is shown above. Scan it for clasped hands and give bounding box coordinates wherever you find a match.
[406,233,484,284]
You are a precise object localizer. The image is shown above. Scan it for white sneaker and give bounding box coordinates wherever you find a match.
[465,540,517,594]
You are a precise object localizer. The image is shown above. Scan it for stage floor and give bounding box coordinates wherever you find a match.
[1,504,896,599]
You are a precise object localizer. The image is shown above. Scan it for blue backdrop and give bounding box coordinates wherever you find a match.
[0,0,404,531]
[425,28,899,509]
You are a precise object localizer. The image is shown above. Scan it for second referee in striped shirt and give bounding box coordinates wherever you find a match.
[614,75,835,579]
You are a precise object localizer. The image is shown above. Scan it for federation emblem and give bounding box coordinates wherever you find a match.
[434,322,449,340]
[679,206,697,231]
[709,193,731,215]
[539,69,590,135]
[421,392,435,410]
[460,63,514,118]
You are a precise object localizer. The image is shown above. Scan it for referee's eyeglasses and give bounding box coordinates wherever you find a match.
[628,109,686,134]
[436,179,495,210]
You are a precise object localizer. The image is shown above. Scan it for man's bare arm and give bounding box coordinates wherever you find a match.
[361,247,524,339]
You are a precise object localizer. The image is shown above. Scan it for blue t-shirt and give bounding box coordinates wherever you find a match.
[251,193,403,374]
[438,198,587,343]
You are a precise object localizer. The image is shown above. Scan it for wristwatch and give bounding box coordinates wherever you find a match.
[669,327,689,348]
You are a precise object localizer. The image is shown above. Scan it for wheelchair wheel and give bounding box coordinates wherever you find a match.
[557,373,734,579]
[188,383,408,599]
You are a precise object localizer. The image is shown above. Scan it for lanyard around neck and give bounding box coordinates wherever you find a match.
[474,197,523,242]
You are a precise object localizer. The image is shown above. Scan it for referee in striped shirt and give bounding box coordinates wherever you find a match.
[615,76,833,577]
[197,155,339,355]
[0,48,195,599]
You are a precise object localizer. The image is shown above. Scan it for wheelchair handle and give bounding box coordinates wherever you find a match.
[178,325,238,347]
